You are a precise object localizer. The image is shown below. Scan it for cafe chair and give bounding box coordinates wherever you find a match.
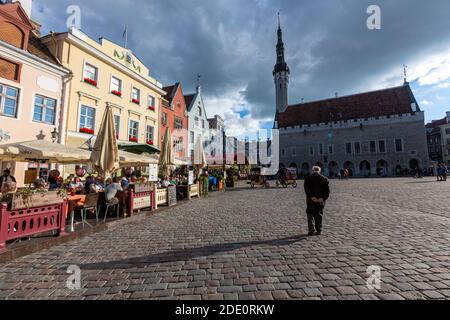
[77,193,99,227]
[103,199,120,222]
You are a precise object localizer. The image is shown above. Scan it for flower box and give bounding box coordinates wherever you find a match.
[148,105,155,111]
[146,140,154,145]
[129,137,138,143]
[132,99,140,105]
[111,90,122,97]
[79,127,95,135]
[84,78,97,86]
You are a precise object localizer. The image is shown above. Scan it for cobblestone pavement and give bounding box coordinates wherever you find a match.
[1,178,450,300]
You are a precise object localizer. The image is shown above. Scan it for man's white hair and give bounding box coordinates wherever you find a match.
[312,166,322,173]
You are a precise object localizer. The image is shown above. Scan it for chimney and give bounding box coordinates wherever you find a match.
[5,0,33,18]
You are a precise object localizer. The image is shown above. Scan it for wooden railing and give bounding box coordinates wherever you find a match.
[154,187,168,209]
[0,200,67,250]
[188,183,199,199]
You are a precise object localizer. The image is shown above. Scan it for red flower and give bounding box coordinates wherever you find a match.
[129,137,138,143]
[111,90,122,97]
[84,78,97,86]
[132,98,140,104]
[148,105,155,111]
[80,127,95,135]
[146,140,154,145]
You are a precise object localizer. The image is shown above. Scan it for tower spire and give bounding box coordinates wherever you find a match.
[273,12,290,121]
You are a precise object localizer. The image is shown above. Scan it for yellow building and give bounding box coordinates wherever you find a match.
[41,28,164,157]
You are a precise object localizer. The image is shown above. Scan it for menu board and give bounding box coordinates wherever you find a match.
[188,171,194,185]
[168,185,177,207]
[148,164,158,182]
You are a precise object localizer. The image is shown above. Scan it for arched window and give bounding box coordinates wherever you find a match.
[198,106,202,116]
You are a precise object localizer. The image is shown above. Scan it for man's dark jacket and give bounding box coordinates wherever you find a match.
[304,173,330,214]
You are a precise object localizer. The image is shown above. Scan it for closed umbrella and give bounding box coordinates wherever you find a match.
[90,106,120,176]
[159,127,174,176]
[193,136,207,176]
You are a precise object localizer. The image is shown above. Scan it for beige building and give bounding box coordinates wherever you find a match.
[41,28,165,159]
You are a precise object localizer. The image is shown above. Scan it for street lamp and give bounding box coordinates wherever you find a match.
[51,127,59,143]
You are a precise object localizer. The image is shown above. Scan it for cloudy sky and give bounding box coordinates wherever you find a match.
[33,0,450,137]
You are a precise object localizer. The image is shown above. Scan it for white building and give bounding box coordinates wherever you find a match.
[185,86,210,159]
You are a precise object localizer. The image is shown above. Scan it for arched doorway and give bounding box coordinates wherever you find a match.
[328,161,339,178]
[376,160,389,176]
[344,161,355,176]
[301,162,310,177]
[359,161,371,177]
[289,163,298,175]
[409,159,420,171]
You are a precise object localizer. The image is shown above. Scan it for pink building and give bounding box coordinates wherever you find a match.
[0,1,71,186]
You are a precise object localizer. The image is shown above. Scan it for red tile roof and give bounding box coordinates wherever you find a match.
[278,85,419,128]
[426,118,447,129]
[184,94,195,110]
[163,84,176,101]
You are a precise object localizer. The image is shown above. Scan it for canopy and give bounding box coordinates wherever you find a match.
[119,151,159,167]
[90,105,120,175]
[118,142,160,155]
[0,140,91,164]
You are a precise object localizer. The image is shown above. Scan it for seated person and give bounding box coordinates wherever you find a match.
[161,176,171,188]
[105,177,123,204]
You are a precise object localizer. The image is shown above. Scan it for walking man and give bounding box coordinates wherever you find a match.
[304,166,330,236]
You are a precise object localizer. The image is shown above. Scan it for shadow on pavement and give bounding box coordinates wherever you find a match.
[77,235,308,270]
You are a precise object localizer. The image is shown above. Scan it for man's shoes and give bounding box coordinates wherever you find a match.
[316,230,322,236]
[308,231,315,236]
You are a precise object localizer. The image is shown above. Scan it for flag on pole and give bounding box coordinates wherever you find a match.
[123,25,128,48]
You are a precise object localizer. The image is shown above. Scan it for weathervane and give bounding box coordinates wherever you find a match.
[197,73,201,87]
[278,11,281,28]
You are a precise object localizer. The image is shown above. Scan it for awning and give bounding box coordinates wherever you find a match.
[119,151,159,167]
[0,140,159,168]
[0,140,91,164]
[118,142,160,155]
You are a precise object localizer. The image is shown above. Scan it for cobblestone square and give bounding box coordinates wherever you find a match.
[0,178,449,300]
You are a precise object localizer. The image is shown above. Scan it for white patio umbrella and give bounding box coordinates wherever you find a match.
[159,127,175,177]
[89,106,120,176]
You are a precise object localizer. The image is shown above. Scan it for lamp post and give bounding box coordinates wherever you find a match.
[51,127,59,143]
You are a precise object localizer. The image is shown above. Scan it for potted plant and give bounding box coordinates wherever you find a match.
[148,105,155,111]
[129,137,138,143]
[84,78,97,86]
[111,90,122,97]
[79,127,95,135]
[132,98,140,105]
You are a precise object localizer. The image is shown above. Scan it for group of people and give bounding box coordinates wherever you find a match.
[0,169,17,194]
[436,163,449,181]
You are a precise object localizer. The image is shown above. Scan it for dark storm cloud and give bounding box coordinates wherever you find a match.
[33,0,450,131]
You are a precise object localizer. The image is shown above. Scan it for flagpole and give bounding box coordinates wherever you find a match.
[124,25,128,49]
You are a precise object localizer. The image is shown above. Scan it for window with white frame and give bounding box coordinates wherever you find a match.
[328,145,334,155]
[309,146,314,156]
[395,139,403,153]
[0,83,19,118]
[114,115,120,138]
[174,118,183,130]
[148,95,155,108]
[162,112,168,125]
[345,142,353,155]
[33,95,56,125]
[318,143,323,155]
[110,76,122,93]
[79,105,96,131]
[129,120,139,140]
[198,106,202,116]
[132,87,140,102]
[354,142,361,155]
[378,140,386,153]
[83,63,98,82]
[146,125,154,143]
[369,141,377,153]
